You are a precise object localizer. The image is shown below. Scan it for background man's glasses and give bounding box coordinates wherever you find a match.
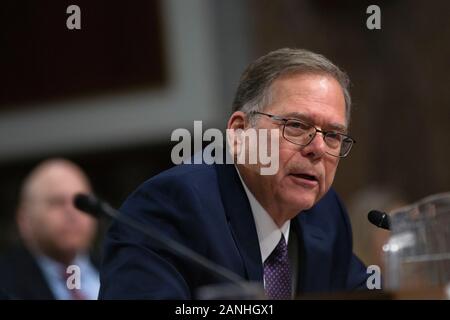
[251,111,356,158]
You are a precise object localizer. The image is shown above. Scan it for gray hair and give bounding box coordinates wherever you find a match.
[232,48,352,124]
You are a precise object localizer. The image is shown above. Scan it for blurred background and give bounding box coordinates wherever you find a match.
[1,0,449,268]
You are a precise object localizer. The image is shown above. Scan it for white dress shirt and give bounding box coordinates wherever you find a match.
[234,166,291,263]
[35,253,100,300]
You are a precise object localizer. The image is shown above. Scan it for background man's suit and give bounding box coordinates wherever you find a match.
[0,246,56,299]
[99,162,368,299]
[0,245,99,299]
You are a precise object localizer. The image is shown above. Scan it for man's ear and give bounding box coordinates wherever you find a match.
[226,111,248,158]
[227,111,247,131]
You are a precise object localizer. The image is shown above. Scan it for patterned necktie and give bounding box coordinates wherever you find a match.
[263,234,292,300]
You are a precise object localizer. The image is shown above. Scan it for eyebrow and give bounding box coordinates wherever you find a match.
[281,112,348,133]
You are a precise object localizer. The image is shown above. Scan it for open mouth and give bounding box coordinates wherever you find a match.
[291,173,317,182]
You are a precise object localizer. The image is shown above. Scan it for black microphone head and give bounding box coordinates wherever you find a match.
[368,210,391,230]
[73,193,102,218]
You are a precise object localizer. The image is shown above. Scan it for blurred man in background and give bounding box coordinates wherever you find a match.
[0,159,99,299]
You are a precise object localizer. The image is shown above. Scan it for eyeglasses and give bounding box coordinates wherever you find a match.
[251,111,356,158]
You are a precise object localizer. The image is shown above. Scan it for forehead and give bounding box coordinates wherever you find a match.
[266,72,347,129]
[28,165,90,200]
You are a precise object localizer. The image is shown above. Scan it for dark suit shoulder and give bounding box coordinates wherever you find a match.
[100,164,227,299]
[117,163,225,251]
[142,163,217,192]
[121,163,220,221]
[0,246,54,299]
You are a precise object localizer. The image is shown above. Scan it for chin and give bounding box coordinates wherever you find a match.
[59,239,86,251]
[281,191,318,213]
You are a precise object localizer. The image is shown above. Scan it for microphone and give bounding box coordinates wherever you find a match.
[368,210,391,230]
[74,193,263,299]
[74,193,109,219]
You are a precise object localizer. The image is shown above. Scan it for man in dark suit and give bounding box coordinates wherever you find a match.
[0,245,55,299]
[99,48,369,299]
[0,159,100,299]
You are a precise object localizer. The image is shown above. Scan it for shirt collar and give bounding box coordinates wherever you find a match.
[235,165,290,263]
[35,253,92,279]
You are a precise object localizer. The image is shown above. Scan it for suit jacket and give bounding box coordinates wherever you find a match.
[99,163,368,299]
[0,245,100,300]
[0,246,55,299]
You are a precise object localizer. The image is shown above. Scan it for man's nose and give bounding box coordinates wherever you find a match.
[300,132,327,160]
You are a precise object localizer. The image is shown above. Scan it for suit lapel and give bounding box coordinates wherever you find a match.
[294,210,332,292]
[215,163,264,282]
[215,162,333,292]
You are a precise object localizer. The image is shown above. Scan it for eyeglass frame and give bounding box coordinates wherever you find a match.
[249,111,356,158]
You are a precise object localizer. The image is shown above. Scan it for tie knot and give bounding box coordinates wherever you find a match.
[268,235,288,263]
